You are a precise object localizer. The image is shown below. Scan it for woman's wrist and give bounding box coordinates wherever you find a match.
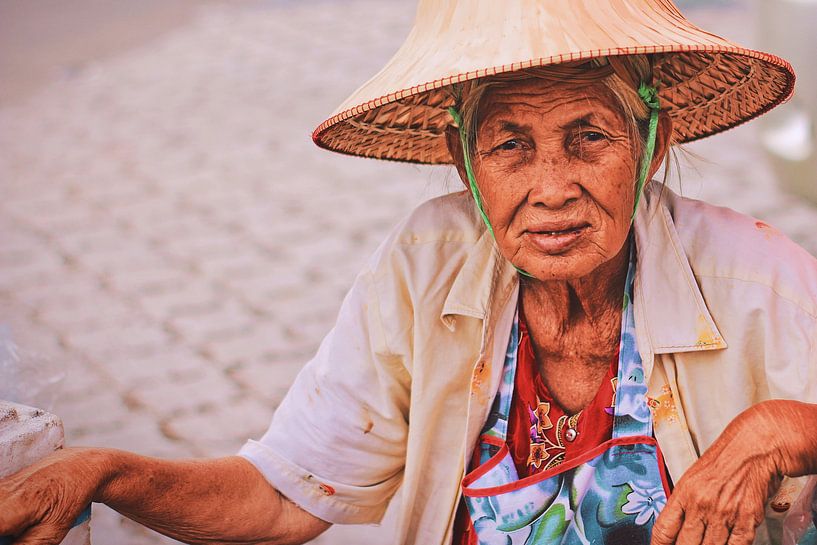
[86,447,133,505]
[745,400,817,478]
[777,400,817,477]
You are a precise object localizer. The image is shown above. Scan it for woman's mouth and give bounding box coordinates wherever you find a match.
[525,224,589,254]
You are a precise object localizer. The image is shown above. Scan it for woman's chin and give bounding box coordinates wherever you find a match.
[515,240,630,282]
[517,256,602,281]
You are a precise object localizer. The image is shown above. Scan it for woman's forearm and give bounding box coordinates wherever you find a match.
[94,449,329,545]
[771,400,817,477]
[741,400,817,478]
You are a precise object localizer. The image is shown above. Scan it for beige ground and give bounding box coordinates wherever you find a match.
[1,2,815,544]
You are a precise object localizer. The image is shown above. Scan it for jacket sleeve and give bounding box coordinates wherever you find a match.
[763,304,817,544]
[238,265,411,525]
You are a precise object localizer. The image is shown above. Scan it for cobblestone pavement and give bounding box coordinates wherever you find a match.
[1,2,815,544]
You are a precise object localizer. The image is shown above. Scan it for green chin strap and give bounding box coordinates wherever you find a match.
[447,83,660,278]
[634,82,661,222]
[447,106,533,278]
[446,107,496,239]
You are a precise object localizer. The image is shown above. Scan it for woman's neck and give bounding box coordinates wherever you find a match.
[520,242,629,357]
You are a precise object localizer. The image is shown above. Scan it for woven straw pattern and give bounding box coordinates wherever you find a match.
[655,51,792,142]
[312,0,795,165]
[315,48,794,165]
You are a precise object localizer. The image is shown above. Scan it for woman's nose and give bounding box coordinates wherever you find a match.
[526,159,583,209]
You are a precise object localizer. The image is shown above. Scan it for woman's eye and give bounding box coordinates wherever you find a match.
[580,131,606,143]
[496,139,522,151]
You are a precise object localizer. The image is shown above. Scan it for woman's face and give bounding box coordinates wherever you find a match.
[461,78,648,281]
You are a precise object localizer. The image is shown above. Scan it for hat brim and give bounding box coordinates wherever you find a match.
[313,0,795,165]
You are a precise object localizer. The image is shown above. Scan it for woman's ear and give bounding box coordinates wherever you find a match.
[445,124,471,190]
[647,110,674,179]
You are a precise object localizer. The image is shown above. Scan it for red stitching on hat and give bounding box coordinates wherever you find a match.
[312,45,794,141]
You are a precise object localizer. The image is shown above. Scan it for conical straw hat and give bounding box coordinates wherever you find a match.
[312,0,795,165]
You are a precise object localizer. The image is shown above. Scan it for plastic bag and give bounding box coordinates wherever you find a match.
[0,325,64,412]
[783,476,817,545]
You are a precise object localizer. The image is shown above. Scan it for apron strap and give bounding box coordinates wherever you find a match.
[612,244,654,438]
[481,312,519,443]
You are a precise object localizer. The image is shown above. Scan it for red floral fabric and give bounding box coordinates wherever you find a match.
[507,316,618,477]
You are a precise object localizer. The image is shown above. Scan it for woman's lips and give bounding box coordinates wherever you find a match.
[524,224,589,254]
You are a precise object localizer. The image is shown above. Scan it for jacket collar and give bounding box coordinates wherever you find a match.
[440,228,508,330]
[440,183,726,354]
[633,184,727,353]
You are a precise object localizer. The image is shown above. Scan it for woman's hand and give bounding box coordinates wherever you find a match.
[3,447,328,545]
[0,447,110,545]
[651,400,817,545]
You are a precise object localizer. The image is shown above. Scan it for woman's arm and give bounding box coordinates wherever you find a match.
[0,447,329,545]
[775,400,817,477]
[651,399,817,545]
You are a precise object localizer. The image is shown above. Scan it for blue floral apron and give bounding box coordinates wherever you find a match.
[461,251,670,545]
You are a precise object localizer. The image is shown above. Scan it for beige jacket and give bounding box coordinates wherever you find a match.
[240,182,817,545]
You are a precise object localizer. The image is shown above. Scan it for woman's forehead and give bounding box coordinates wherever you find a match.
[479,79,625,127]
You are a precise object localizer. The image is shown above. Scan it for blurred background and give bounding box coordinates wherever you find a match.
[0,1,815,544]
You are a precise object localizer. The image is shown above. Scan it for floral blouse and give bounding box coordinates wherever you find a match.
[506,314,618,477]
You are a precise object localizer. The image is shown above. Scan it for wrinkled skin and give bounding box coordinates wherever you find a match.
[0,449,102,545]
[446,78,817,545]
[652,400,817,545]
[463,79,646,281]
[447,78,672,414]
[0,448,328,545]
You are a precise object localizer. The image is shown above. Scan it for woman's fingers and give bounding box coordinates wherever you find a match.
[653,507,758,545]
[9,524,69,545]
[700,522,730,545]
[651,482,765,545]
[651,498,684,545]
[675,517,705,545]
[0,449,101,544]
[649,402,786,545]
[0,479,38,538]
[724,522,757,545]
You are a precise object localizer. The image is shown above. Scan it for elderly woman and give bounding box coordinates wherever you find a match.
[2,1,816,545]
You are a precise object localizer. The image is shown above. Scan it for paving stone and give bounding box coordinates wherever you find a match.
[3,194,97,232]
[35,292,139,335]
[125,365,242,417]
[167,298,257,345]
[104,345,214,387]
[56,389,133,437]
[56,361,112,403]
[135,278,221,322]
[229,357,305,408]
[192,245,275,282]
[63,320,174,362]
[0,249,67,290]
[105,264,194,297]
[158,230,250,263]
[202,319,298,365]
[106,197,193,231]
[162,396,275,457]
[75,415,197,459]
[74,243,169,276]
[6,270,106,309]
